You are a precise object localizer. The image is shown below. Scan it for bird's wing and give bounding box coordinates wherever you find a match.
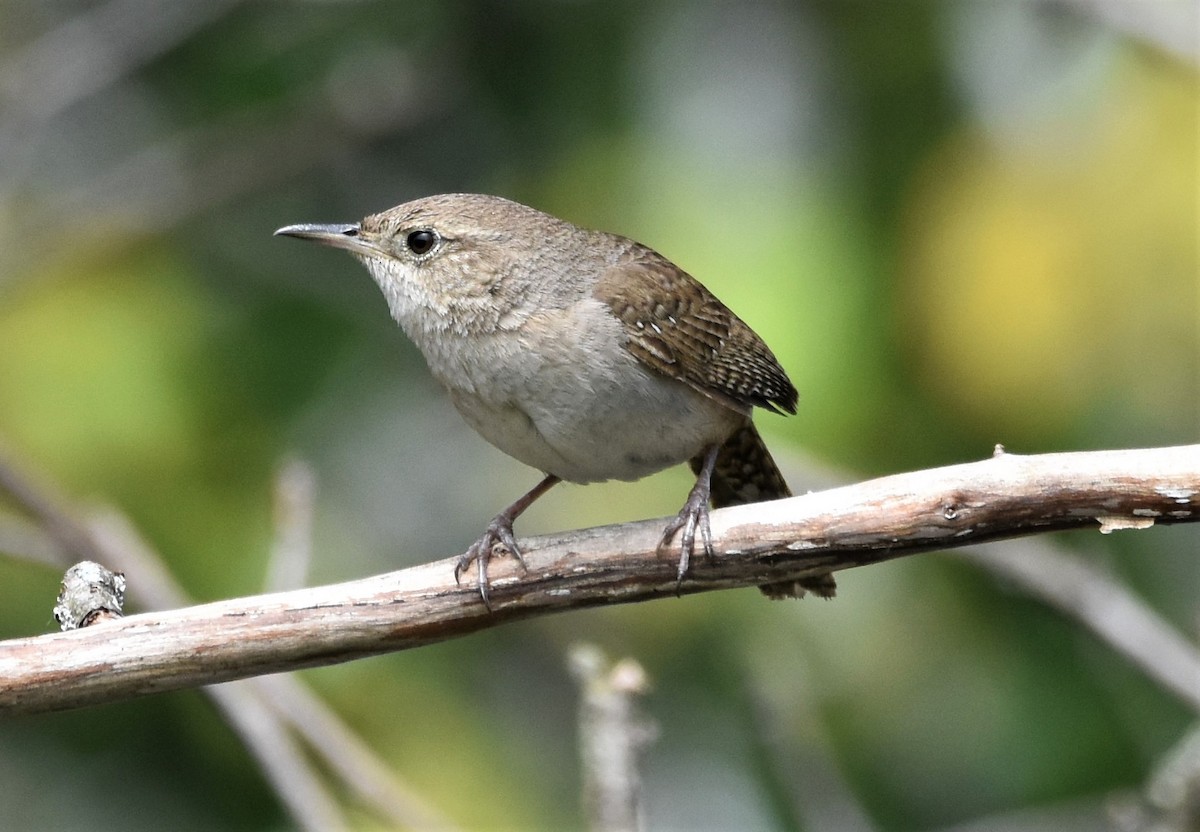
[594,243,798,415]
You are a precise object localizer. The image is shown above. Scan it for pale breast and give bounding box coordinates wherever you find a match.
[440,298,745,484]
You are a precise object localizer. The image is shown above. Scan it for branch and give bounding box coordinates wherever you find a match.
[0,453,458,831]
[0,444,1195,716]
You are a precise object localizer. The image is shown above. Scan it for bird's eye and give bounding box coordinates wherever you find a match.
[404,229,438,256]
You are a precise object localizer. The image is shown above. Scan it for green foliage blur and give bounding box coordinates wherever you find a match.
[0,2,1195,830]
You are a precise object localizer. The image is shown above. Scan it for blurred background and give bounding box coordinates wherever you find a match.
[0,1,1196,830]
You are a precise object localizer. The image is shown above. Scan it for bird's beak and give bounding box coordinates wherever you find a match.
[274,222,383,257]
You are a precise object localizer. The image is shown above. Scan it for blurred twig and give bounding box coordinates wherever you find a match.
[0,101,340,280]
[569,645,657,832]
[1053,0,1200,65]
[250,674,456,832]
[206,682,347,832]
[0,0,247,224]
[0,7,443,283]
[265,458,317,593]
[0,444,1195,715]
[0,513,65,567]
[748,679,877,832]
[1110,719,1200,832]
[959,539,1200,713]
[930,799,1115,832]
[0,0,244,124]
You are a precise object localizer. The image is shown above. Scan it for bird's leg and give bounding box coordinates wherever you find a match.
[456,474,561,609]
[657,444,720,592]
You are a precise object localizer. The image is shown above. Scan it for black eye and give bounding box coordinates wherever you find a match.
[404,229,438,255]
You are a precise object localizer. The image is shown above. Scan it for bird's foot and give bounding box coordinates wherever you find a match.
[657,481,715,594]
[453,474,561,611]
[455,513,528,611]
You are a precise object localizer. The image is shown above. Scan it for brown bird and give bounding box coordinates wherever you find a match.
[277,194,835,607]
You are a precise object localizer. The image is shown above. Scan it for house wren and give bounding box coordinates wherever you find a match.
[276,194,835,606]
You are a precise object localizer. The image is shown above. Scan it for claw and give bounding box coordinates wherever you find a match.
[456,474,561,610]
[455,516,527,611]
[658,490,714,593]
[658,444,720,594]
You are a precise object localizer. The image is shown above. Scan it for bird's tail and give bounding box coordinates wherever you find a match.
[692,423,837,599]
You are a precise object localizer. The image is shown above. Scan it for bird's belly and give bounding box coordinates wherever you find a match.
[448,364,743,485]
[422,299,746,484]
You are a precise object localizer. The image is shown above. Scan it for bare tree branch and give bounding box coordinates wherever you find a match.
[86,504,458,832]
[0,451,458,830]
[63,513,350,831]
[0,444,1195,716]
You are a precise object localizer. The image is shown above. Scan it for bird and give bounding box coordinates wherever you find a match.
[276,194,835,607]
